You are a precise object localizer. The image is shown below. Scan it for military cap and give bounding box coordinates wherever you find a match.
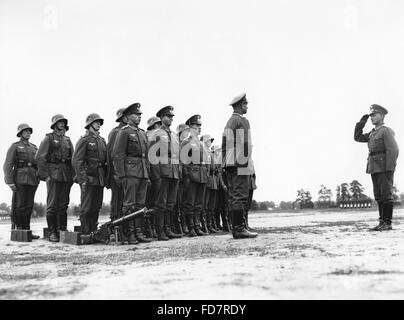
[85,113,104,129]
[185,114,202,126]
[16,123,33,137]
[369,104,388,116]
[122,103,142,116]
[115,108,126,122]
[200,134,214,143]
[147,116,162,130]
[50,114,69,131]
[229,92,247,106]
[156,105,175,118]
[176,123,189,134]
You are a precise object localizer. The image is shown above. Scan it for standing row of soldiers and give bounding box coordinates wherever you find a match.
[3,93,258,242]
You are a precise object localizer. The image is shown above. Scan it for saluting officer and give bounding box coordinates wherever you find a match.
[182,115,208,237]
[3,124,40,238]
[354,104,399,231]
[112,103,151,244]
[222,93,258,239]
[36,115,74,242]
[72,113,107,235]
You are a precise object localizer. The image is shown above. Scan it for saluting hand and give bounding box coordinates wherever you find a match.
[359,114,369,124]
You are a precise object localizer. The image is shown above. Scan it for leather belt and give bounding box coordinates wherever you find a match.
[369,151,385,156]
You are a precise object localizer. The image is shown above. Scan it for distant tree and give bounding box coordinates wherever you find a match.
[258,202,268,211]
[336,185,341,204]
[266,201,276,209]
[250,200,258,211]
[279,201,294,210]
[349,180,364,200]
[318,185,332,203]
[33,202,46,217]
[68,205,81,216]
[340,183,351,201]
[0,202,10,212]
[296,189,314,209]
[400,193,404,204]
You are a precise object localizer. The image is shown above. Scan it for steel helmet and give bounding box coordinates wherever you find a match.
[16,123,33,137]
[50,114,69,131]
[85,113,104,129]
[116,108,126,122]
[147,116,162,130]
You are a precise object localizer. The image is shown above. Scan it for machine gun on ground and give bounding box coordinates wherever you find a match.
[80,207,151,245]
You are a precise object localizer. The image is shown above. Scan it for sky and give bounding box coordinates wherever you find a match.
[0,0,403,206]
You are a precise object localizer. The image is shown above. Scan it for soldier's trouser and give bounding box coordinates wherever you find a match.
[204,188,217,227]
[46,180,72,231]
[146,178,161,231]
[122,177,148,234]
[183,181,206,229]
[226,167,250,229]
[246,189,254,226]
[217,187,229,228]
[13,184,37,229]
[79,185,104,234]
[371,171,395,223]
[155,178,179,230]
[110,177,124,221]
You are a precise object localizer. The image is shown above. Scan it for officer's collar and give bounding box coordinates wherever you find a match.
[127,124,139,130]
[87,130,100,137]
[19,138,29,145]
[53,129,65,137]
[232,112,245,118]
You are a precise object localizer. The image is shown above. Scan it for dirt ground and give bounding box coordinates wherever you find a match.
[0,208,403,300]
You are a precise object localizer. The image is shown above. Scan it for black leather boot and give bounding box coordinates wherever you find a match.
[379,202,393,231]
[182,213,189,235]
[185,214,197,237]
[164,211,182,238]
[127,221,138,244]
[369,201,384,231]
[48,215,59,242]
[135,227,153,242]
[231,209,258,239]
[194,213,207,236]
[156,211,169,241]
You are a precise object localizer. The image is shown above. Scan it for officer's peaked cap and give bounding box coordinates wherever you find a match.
[229,92,247,106]
[156,105,175,118]
[122,103,142,116]
[370,104,388,115]
[185,114,201,126]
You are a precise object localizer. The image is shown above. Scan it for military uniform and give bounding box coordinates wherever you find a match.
[36,115,74,240]
[149,107,181,240]
[112,103,150,243]
[107,108,126,222]
[354,104,399,230]
[72,114,107,234]
[182,115,209,236]
[222,93,257,238]
[3,124,39,230]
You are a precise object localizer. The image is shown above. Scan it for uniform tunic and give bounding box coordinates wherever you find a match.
[72,131,107,233]
[35,130,74,229]
[3,139,39,229]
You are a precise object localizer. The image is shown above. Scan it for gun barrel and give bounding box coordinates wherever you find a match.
[112,207,146,227]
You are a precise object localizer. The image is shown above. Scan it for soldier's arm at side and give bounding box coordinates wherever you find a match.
[384,128,399,171]
[112,130,128,178]
[72,138,88,185]
[35,135,50,180]
[3,144,17,185]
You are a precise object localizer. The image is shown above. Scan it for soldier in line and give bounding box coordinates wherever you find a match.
[106,108,126,242]
[112,103,152,244]
[222,93,258,239]
[72,114,107,236]
[36,115,74,242]
[354,104,399,231]
[3,124,40,238]
[175,123,191,235]
[213,145,230,232]
[145,116,162,239]
[149,106,182,240]
[182,115,208,237]
[201,134,218,234]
